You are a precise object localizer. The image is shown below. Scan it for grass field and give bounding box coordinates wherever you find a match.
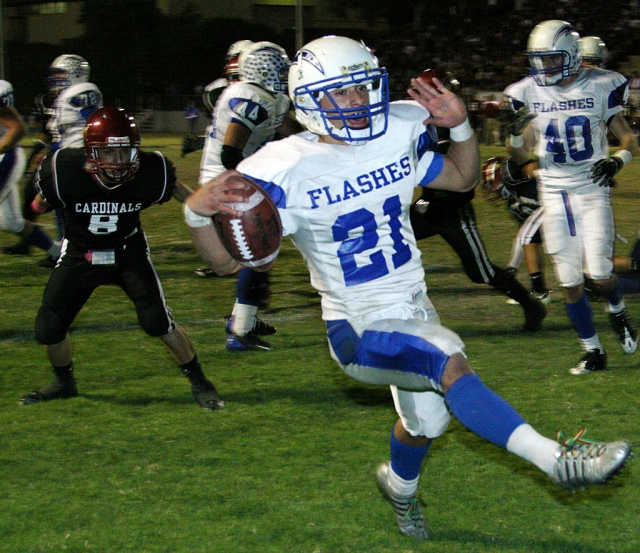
[1,135,639,553]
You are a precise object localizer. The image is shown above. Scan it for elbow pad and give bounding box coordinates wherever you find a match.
[220,145,244,170]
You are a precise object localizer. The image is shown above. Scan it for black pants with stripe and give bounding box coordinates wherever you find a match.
[35,231,175,345]
[410,201,536,307]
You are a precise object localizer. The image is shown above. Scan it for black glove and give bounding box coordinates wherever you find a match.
[590,157,623,187]
[505,105,537,136]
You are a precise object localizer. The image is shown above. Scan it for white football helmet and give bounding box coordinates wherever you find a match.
[48,54,90,94]
[526,20,581,86]
[288,36,389,144]
[238,41,290,94]
[225,40,253,80]
[579,36,609,68]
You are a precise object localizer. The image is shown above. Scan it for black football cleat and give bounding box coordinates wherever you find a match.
[192,381,225,410]
[3,240,31,255]
[21,378,78,405]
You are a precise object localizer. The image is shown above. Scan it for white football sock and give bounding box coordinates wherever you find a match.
[230,302,258,335]
[387,463,420,497]
[581,335,603,352]
[506,423,560,476]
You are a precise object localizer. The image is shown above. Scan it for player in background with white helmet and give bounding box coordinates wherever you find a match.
[190,40,253,277]
[186,35,633,539]
[3,55,103,266]
[579,36,609,69]
[198,41,301,351]
[46,54,103,149]
[0,80,61,260]
[504,20,639,375]
[203,40,254,116]
[485,36,611,303]
[182,40,254,160]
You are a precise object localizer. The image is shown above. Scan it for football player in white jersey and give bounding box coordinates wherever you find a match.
[22,55,104,268]
[579,36,609,69]
[46,54,103,149]
[199,41,300,351]
[0,80,61,260]
[504,20,639,375]
[184,36,632,539]
[182,40,254,161]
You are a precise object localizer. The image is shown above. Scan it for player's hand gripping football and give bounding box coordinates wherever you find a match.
[187,170,249,217]
[407,75,467,129]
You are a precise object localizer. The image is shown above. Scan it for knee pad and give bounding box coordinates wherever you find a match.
[136,298,174,337]
[392,387,451,439]
[35,306,67,345]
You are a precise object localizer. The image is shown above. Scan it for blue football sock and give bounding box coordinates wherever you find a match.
[444,373,526,448]
[236,268,268,305]
[565,295,596,339]
[389,429,431,481]
[617,275,640,295]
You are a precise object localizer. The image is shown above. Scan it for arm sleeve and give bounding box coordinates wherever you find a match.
[221,144,244,169]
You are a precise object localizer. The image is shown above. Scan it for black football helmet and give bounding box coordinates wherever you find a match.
[84,107,141,190]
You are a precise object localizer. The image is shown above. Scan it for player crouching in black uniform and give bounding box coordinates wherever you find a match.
[20,107,224,410]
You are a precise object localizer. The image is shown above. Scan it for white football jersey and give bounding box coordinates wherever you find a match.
[0,79,15,143]
[199,81,291,184]
[504,68,627,191]
[46,82,103,149]
[238,101,444,321]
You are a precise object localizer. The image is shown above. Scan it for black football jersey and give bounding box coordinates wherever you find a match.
[36,148,176,250]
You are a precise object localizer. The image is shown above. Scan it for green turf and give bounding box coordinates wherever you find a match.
[1,136,638,552]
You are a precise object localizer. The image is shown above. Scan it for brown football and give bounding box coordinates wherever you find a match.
[417,68,446,89]
[213,176,282,269]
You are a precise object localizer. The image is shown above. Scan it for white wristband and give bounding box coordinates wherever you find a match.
[184,203,213,227]
[510,134,525,148]
[449,119,473,142]
[613,149,633,166]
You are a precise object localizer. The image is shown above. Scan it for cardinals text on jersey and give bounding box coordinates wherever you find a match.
[36,148,175,251]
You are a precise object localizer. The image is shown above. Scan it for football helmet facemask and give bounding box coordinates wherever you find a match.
[579,36,608,68]
[48,54,90,95]
[526,20,581,86]
[225,40,254,80]
[238,41,290,94]
[289,36,389,144]
[84,107,141,190]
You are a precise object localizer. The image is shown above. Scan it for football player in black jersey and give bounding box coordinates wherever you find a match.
[410,126,547,332]
[482,156,551,304]
[20,107,225,410]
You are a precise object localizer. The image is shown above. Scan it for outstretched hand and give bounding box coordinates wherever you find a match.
[407,77,467,128]
[187,170,250,217]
